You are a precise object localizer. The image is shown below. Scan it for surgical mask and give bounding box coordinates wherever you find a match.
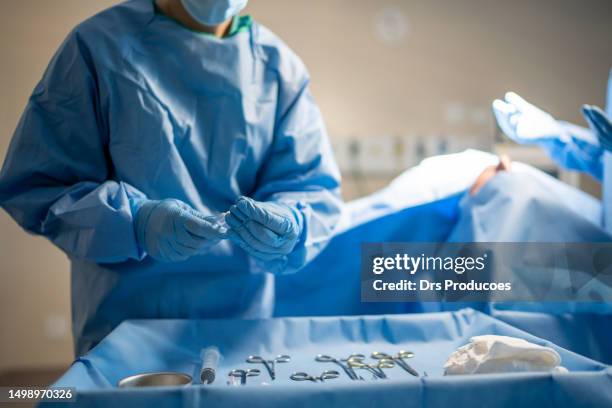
[180,0,248,26]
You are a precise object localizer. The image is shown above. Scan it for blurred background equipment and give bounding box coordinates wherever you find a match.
[0,0,611,385]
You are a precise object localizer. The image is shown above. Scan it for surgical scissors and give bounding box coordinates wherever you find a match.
[246,355,291,380]
[372,350,419,377]
[315,354,364,380]
[228,368,260,385]
[347,356,395,379]
[290,370,340,383]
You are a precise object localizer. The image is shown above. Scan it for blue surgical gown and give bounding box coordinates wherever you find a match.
[0,0,341,355]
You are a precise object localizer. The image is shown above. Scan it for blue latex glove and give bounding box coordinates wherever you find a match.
[134,199,228,262]
[225,196,303,261]
[583,105,612,152]
[493,92,603,179]
[493,92,566,144]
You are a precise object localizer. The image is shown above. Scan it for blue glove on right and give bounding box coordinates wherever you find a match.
[225,196,303,261]
[582,105,612,152]
[134,199,228,262]
[493,92,603,180]
[493,92,565,144]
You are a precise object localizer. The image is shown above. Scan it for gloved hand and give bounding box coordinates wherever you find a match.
[494,92,603,179]
[492,92,565,144]
[583,105,612,152]
[225,196,303,261]
[134,199,228,262]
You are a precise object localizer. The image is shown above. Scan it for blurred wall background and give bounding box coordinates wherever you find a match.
[0,0,611,373]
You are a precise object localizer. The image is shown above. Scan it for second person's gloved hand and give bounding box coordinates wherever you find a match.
[134,199,228,262]
[493,92,604,179]
[492,92,564,144]
[225,196,303,261]
[582,105,612,152]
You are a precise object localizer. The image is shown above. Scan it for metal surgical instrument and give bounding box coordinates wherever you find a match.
[347,356,395,379]
[315,354,363,380]
[372,350,419,377]
[228,368,260,385]
[246,355,291,380]
[290,370,340,383]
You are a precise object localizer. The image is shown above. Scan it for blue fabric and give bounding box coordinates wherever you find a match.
[492,310,612,365]
[275,194,463,317]
[275,153,610,319]
[43,309,612,407]
[543,121,604,181]
[446,166,607,243]
[0,0,341,356]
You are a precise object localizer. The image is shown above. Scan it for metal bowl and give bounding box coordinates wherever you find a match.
[118,372,192,388]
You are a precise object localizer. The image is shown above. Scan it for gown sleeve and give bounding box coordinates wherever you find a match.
[0,30,146,263]
[252,77,343,273]
[547,120,604,180]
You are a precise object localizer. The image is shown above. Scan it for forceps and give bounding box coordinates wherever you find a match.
[290,370,340,383]
[372,350,419,377]
[228,368,260,385]
[347,356,395,379]
[246,355,291,380]
[315,354,364,380]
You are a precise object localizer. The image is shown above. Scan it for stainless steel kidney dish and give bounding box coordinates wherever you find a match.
[118,372,192,388]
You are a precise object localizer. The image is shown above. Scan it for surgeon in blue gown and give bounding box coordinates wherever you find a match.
[0,0,342,355]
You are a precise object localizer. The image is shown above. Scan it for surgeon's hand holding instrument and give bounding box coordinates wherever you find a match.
[372,350,419,377]
[200,346,221,384]
[228,369,260,385]
[246,355,291,380]
[290,370,340,383]
[226,196,303,260]
[134,199,229,262]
